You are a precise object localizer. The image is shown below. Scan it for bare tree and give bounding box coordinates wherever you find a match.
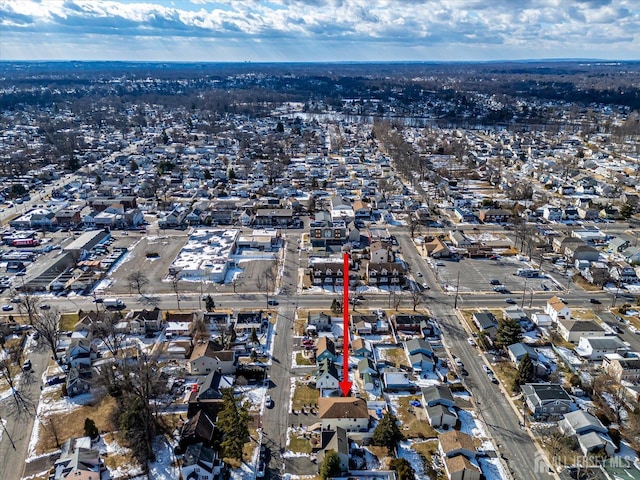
[410,288,424,312]
[31,308,60,364]
[90,311,125,358]
[0,358,33,412]
[127,272,150,296]
[18,293,41,326]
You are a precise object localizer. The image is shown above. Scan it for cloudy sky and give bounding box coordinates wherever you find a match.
[1,0,639,62]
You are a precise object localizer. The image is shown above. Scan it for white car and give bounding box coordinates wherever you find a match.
[467,338,477,347]
[265,395,274,408]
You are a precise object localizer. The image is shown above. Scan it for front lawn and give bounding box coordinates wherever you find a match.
[291,381,319,411]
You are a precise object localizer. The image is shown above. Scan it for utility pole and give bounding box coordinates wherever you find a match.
[454,271,461,309]
[521,277,527,309]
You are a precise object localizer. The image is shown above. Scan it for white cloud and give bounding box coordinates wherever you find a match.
[0,0,638,60]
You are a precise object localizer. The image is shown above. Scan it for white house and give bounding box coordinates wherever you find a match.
[557,319,606,344]
[575,336,629,361]
[318,397,369,432]
[545,296,571,323]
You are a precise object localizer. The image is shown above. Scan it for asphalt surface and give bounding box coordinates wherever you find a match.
[0,338,51,480]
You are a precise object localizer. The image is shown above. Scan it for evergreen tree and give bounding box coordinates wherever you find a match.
[217,389,250,463]
[205,295,215,312]
[83,417,99,440]
[514,353,535,391]
[372,411,404,454]
[319,450,342,479]
[390,458,415,480]
[495,317,522,350]
[250,328,259,345]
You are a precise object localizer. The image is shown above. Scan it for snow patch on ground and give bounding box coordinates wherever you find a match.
[398,440,426,479]
[148,436,179,480]
[458,409,488,439]
[479,456,510,480]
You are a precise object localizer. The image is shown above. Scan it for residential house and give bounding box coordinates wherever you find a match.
[423,237,451,258]
[179,410,216,450]
[531,313,553,328]
[352,337,372,358]
[330,196,355,222]
[309,212,348,249]
[66,367,91,398]
[52,444,106,480]
[566,244,600,263]
[602,355,640,383]
[479,208,512,223]
[181,443,223,480]
[367,262,408,287]
[439,430,481,480]
[65,338,96,368]
[543,207,563,222]
[405,338,435,373]
[357,358,378,392]
[351,314,376,336]
[557,319,605,344]
[507,343,551,377]
[443,455,481,480]
[126,308,164,333]
[610,263,638,284]
[472,311,498,338]
[308,312,333,332]
[185,371,235,418]
[392,314,429,335]
[318,397,369,432]
[382,371,414,391]
[235,311,266,333]
[545,296,571,323]
[318,428,349,475]
[422,385,457,429]
[559,410,616,457]
[309,262,346,287]
[316,359,340,390]
[521,383,575,419]
[575,336,629,361]
[316,337,337,363]
[608,237,630,253]
[189,340,237,375]
[370,241,393,263]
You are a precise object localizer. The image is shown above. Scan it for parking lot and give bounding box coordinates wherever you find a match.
[430,255,564,294]
[104,230,278,297]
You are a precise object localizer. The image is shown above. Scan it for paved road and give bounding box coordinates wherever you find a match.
[397,230,555,480]
[0,339,50,480]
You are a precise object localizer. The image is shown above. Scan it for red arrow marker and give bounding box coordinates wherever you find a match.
[339,252,353,397]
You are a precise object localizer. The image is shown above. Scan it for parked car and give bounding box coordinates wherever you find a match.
[267,300,279,306]
[467,337,477,347]
[22,359,32,371]
[489,375,499,384]
[416,272,423,277]
[504,298,516,304]
[490,279,501,285]
[40,304,51,310]
[422,283,430,290]
[265,395,274,408]
[482,365,493,375]
[46,375,65,386]
[1,304,13,311]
